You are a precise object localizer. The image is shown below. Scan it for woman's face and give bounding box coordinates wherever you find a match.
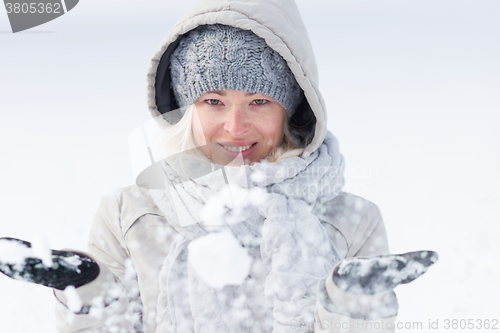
[192,90,285,165]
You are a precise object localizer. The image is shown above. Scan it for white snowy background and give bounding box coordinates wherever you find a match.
[1,0,498,331]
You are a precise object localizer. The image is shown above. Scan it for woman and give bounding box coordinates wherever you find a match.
[0,0,437,332]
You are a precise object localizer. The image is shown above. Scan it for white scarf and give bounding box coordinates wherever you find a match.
[150,131,345,333]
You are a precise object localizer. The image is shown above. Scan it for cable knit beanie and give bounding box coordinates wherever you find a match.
[170,24,303,116]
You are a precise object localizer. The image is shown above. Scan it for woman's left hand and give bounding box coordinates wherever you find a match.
[332,250,439,295]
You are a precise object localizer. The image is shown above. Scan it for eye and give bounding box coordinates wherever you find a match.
[205,99,223,106]
[251,99,268,105]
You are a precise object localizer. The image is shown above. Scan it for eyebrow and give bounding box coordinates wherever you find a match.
[209,91,257,96]
[210,91,226,96]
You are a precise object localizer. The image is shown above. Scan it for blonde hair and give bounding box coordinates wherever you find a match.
[158,105,305,163]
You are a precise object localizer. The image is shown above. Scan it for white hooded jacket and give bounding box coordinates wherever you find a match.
[54,0,398,332]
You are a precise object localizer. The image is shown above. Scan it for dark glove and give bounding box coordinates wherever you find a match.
[332,250,438,295]
[0,237,100,290]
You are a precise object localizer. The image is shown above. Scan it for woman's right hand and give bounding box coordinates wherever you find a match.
[0,237,100,290]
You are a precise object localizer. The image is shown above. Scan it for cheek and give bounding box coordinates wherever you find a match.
[259,113,284,148]
[191,117,205,145]
[192,111,217,145]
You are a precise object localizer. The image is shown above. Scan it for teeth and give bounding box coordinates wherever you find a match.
[221,144,253,152]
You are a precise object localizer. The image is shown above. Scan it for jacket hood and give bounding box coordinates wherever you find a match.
[146,0,327,155]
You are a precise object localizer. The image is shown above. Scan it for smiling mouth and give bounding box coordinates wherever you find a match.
[219,143,256,153]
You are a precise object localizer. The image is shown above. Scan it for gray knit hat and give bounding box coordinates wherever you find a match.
[170,24,303,116]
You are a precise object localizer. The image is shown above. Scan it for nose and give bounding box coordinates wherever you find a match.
[223,105,250,137]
